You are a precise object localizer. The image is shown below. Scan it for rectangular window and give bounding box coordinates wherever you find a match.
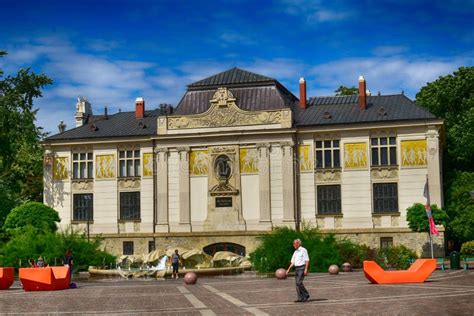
[72,152,93,179]
[123,241,134,255]
[315,140,340,169]
[373,183,398,213]
[371,137,397,166]
[120,192,140,220]
[380,237,393,248]
[73,194,93,221]
[148,241,155,253]
[118,149,140,177]
[317,185,342,215]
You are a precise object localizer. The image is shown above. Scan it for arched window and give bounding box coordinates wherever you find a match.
[203,242,246,256]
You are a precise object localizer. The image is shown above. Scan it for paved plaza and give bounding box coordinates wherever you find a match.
[1,269,473,315]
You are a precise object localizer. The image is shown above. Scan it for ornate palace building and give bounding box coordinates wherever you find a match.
[42,68,444,257]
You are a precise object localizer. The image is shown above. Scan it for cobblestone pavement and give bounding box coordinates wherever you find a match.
[1,270,473,315]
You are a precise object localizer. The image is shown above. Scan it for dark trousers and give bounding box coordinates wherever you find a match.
[295,266,309,300]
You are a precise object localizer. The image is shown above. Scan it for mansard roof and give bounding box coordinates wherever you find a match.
[46,109,161,141]
[44,68,439,142]
[187,67,275,89]
[296,94,436,127]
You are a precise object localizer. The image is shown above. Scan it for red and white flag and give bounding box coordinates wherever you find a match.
[423,177,439,236]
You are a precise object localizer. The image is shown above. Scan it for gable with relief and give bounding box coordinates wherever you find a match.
[159,87,292,133]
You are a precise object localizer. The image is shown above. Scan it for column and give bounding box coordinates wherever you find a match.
[178,147,191,231]
[155,147,169,232]
[426,127,443,206]
[257,143,271,225]
[281,142,295,224]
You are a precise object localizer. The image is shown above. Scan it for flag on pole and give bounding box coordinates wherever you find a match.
[423,177,439,236]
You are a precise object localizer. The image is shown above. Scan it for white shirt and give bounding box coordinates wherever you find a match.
[291,246,309,267]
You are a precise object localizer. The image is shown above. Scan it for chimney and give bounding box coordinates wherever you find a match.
[135,97,144,119]
[358,75,367,110]
[104,106,108,120]
[299,77,307,109]
[58,120,66,133]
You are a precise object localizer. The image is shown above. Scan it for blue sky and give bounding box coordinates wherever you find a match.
[1,0,473,134]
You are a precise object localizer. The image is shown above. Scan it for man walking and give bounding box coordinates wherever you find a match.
[286,239,310,302]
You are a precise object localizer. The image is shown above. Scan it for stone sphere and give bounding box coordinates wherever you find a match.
[275,268,287,279]
[184,272,198,284]
[342,262,352,272]
[328,264,339,275]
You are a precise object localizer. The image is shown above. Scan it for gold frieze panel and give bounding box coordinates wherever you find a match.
[344,142,367,169]
[96,154,116,179]
[299,145,313,172]
[240,148,258,174]
[53,157,69,180]
[401,140,427,167]
[190,150,208,176]
[164,87,292,131]
[143,153,153,177]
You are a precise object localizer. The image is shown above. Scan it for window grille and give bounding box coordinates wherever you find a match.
[317,185,342,215]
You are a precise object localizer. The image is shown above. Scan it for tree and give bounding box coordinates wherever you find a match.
[335,85,358,96]
[416,67,474,171]
[0,51,52,229]
[406,203,448,233]
[444,172,474,243]
[3,202,60,234]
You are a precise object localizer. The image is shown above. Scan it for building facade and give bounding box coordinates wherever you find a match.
[43,68,444,257]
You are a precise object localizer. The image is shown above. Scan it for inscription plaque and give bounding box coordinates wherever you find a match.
[216,197,232,208]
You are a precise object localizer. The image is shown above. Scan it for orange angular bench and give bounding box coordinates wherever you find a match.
[19,266,70,291]
[363,259,436,284]
[0,267,14,290]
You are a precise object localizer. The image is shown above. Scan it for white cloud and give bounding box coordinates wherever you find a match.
[310,56,471,97]
[372,45,408,56]
[279,0,353,23]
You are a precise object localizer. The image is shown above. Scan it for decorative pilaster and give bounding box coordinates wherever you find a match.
[426,128,442,206]
[178,147,191,230]
[257,143,271,225]
[281,143,295,224]
[155,147,169,231]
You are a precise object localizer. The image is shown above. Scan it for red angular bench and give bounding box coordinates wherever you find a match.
[19,266,70,291]
[0,267,14,290]
[363,259,436,284]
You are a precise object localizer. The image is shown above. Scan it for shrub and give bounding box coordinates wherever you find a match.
[337,240,376,268]
[3,202,60,234]
[0,225,115,271]
[249,226,376,273]
[407,203,447,233]
[460,241,474,257]
[375,245,418,270]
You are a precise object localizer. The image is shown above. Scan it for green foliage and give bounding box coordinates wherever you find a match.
[0,226,115,271]
[0,51,52,228]
[416,67,474,248]
[406,203,447,233]
[444,172,474,243]
[335,85,358,96]
[3,202,60,234]
[249,227,376,273]
[376,245,418,270]
[416,67,474,171]
[460,241,474,256]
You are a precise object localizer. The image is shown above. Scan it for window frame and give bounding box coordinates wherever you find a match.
[72,193,93,222]
[123,241,134,255]
[118,149,141,177]
[119,191,141,221]
[380,237,393,249]
[72,152,93,179]
[373,182,399,214]
[315,140,341,169]
[370,136,397,167]
[316,184,342,215]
